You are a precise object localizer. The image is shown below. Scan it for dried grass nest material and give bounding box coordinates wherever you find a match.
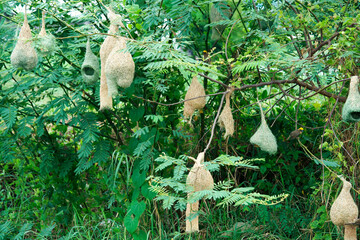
[10,11,38,70]
[105,36,135,96]
[342,76,360,122]
[330,176,358,226]
[250,103,277,155]
[330,176,358,240]
[37,11,56,56]
[184,76,206,120]
[99,9,122,110]
[81,38,100,85]
[186,152,214,233]
[218,90,235,139]
[210,2,231,41]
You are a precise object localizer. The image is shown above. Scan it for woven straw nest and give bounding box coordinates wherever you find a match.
[250,103,277,155]
[210,2,231,41]
[184,76,206,121]
[81,38,100,85]
[218,90,234,139]
[99,8,121,110]
[10,10,38,70]
[186,152,214,233]
[99,7,134,110]
[105,36,135,96]
[330,176,358,240]
[186,152,214,192]
[342,76,360,122]
[37,11,56,56]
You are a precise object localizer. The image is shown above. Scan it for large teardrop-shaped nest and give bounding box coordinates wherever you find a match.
[10,13,38,70]
[218,91,234,139]
[210,2,231,41]
[330,176,358,226]
[184,76,206,120]
[186,152,214,192]
[105,36,135,96]
[250,105,277,155]
[81,38,100,85]
[342,76,360,122]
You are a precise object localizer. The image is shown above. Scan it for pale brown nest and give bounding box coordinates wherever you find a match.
[81,38,100,85]
[249,103,277,154]
[37,11,56,56]
[330,176,358,226]
[184,76,206,120]
[218,91,234,139]
[11,12,38,70]
[186,152,214,233]
[342,76,360,122]
[99,21,119,110]
[105,36,135,96]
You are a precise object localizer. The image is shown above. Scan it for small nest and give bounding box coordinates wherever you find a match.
[81,38,100,85]
[10,11,38,70]
[37,11,56,56]
[218,91,234,139]
[210,2,231,41]
[330,176,358,226]
[184,76,206,120]
[250,103,277,155]
[342,76,360,122]
[105,36,135,96]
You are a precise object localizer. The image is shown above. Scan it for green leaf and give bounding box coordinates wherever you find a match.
[130,107,145,122]
[0,106,17,131]
[132,168,146,188]
[132,230,147,240]
[124,213,139,234]
[141,182,157,200]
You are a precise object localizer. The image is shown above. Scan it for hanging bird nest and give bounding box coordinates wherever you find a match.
[330,176,358,240]
[342,76,360,122]
[81,38,100,85]
[184,76,206,121]
[218,89,235,139]
[186,152,214,233]
[250,102,277,155]
[10,9,38,70]
[210,2,231,41]
[105,36,135,96]
[99,7,135,110]
[37,11,56,56]
[99,8,122,110]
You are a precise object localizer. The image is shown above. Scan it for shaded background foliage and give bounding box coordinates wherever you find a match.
[1,0,360,239]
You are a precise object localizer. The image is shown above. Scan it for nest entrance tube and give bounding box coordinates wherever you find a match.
[342,76,360,122]
[249,102,277,155]
[185,152,214,233]
[330,176,358,240]
[81,38,100,85]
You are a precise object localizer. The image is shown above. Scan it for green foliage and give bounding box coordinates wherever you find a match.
[1,0,360,238]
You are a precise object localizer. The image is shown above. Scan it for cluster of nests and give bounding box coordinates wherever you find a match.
[10,8,135,111]
[10,10,56,70]
[184,75,278,155]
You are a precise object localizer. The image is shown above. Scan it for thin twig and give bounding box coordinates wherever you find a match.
[204,91,229,153]
[132,92,226,106]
